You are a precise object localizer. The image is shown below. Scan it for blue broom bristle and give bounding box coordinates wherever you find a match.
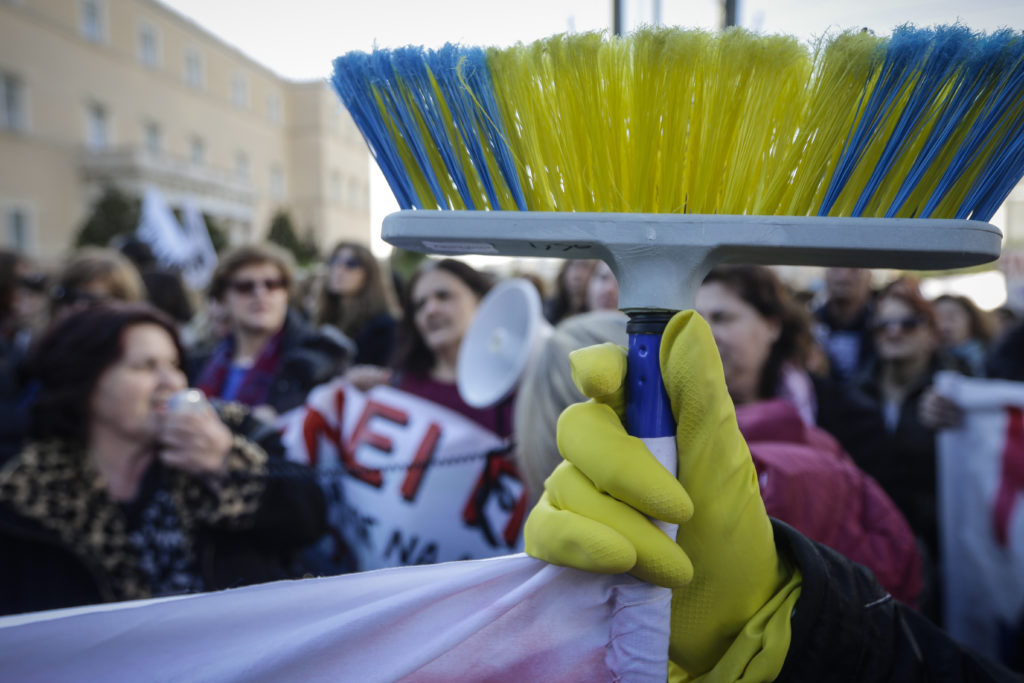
[382,48,454,207]
[331,52,418,209]
[942,32,1024,221]
[874,25,974,218]
[885,28,987,218]
[451,48,529,210]
[333,45,526,211]
[817,26,934,217]
[431,45,528,210]
[430,46,489,209]
[331,26,1024,222]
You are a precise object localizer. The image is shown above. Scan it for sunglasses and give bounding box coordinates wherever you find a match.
[331,257,363,270]
[872,316,924,334]
[228,277,287,295]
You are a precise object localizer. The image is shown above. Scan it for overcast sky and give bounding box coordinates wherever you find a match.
[159,0,1024,81]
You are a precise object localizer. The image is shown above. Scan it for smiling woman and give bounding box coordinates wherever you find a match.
[0,302,327,615]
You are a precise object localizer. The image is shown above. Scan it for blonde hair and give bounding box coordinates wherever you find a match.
[513,310,628,503]
[56,247,145,305]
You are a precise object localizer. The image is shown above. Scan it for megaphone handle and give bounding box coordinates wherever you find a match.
[626,311,679,539]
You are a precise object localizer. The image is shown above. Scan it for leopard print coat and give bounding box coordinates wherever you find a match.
[0,429,267,603]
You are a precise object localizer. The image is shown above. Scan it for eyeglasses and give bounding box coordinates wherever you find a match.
[872,316,924,334]
[227,277,287,295]
[331,257,363,270]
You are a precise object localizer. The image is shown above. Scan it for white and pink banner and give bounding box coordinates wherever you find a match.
[935,371,1024,661]
[280,380,527,571]
[0,555,671,681]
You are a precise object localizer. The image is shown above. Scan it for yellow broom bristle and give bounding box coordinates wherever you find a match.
[766,31,884,215]
[490,28,868,214]
[333,25,1024,220]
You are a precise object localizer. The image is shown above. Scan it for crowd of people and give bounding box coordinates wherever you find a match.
[0,240,1021,677]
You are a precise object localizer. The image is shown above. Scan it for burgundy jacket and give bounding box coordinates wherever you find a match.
[738,398,923,606]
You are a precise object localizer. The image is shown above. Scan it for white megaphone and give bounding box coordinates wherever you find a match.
[457,278,553,409]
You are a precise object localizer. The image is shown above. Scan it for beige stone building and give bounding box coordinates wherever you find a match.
[0,0,370,263]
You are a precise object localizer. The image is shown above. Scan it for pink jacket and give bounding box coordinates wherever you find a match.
[737,398,923,606]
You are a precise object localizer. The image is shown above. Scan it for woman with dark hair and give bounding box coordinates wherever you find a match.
[344,258,503,433]
[393,258,501,430]
[0,302,326,615]
[290,258,523,573]
[543,258,596,324]
[817,277,964,621]
[692,265,922,604]
[698,264,818,421]
[933,293,996,377]
[317,241,397,366]
[113,236,194,325]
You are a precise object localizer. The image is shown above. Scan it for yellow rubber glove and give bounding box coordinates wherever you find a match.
[524,311,801,680]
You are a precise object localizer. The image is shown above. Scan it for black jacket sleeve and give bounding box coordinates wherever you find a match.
[211,401,327,547]
[240,458,327,548]
[354,314,397,366]
[773,520,1020,682]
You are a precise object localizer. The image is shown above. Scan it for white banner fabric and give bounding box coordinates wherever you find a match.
[280,380,527,572]
[935,371,1024,660]
[0,555,671,682]
[136,186,189,264]
[179,200,218,291]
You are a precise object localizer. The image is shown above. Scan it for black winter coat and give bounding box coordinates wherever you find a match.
[0,407,327,616]
[189,309,353,414]
[774,521,1020,681]
[351,312,397,366]
[816,356,962,561]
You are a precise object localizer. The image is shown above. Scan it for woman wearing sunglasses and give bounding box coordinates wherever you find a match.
[316,241,398,367]
[817,277,968,623]
[191,244,352,419]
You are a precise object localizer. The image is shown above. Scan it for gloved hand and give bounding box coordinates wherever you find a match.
[525,311,801,679]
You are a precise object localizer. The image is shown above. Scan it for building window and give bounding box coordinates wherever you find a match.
[184,48,204,89]
[6,208,29,251]
[0,72,26,132]
[266,93,282,125]
[231,74,249,109]
[329,170,342,203]
[235,151,249,180]
[86,102,109,150]
[269,165,285,199]
[143,120,161,155]
[190,136,205,165]
[80,0,105,43]
[138,23,160,68]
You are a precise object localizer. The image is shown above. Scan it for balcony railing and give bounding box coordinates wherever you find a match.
[79,146,257,220]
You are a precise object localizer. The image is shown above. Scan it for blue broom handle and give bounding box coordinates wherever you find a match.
[625,312,679,538]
